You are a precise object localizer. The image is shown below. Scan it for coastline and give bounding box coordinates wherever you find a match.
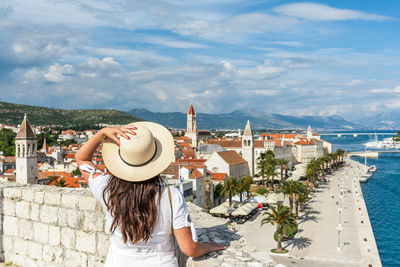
[270,158,382,266]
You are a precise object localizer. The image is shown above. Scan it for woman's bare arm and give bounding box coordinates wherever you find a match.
[174,227,227,258]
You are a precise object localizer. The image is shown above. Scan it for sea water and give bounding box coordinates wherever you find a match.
[323,133,400,267]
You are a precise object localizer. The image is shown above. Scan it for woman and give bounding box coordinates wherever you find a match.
[75,122,226,267]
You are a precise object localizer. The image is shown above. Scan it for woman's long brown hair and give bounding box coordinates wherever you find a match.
[103,175,164,243]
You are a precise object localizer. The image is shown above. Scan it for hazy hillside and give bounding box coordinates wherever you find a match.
[0,102,141,126]
[355,112,400,130]
[128,108,363,130]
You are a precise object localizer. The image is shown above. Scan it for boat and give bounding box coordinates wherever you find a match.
[369,165,377,172]
[360,176,368,182]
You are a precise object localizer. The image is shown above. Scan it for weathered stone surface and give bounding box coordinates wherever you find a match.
[4,187,22,198]
[3,235,13,251]
[14,237,28,256]
[67,209,84,229]
[61,194,79,209]
[78,195,98,211]
[15,201,30,219]
[3,216,18,236]
[42,245,63,264]
[61,228,75,249]
[33,222,49,244]
[30,202,40,221]
[40,205,58,224]
[28,241,43,260]
[88,255,106,267]
[97,233,110,258]
[3,199,16,216]
[21,188,35,202]
[83,212,104,232]
[18,219,34,239]
[76,231,96,254]
[44,192,61,206]
[57,208,68,227]
[49,226,61,246]
[34,190,44,204]
[64,249,88,267]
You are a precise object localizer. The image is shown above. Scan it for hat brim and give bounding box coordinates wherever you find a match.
[102,121,174,182]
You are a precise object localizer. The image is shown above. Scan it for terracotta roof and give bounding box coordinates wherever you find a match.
[4,169,15,174]
[212,172,227,181]
[65,154,75,159]
[189,168,203,179]
[161,164,179,176]
[295,140,315,145]
[2,156,15,162]
[188,103,195,115]
[16,114,36,139]
[217,151,247,166]
[260,133,297,139]
[175,136,191,141]
[207,140,242,148]
[48,176,82,188]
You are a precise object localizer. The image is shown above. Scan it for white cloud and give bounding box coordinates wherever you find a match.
[274,3,389,21]
[247,90,279,96]
[370,86,400,93]
[43,63,74,83]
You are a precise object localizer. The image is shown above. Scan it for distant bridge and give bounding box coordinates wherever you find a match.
[320,133,395,137]
[348,150,400,158]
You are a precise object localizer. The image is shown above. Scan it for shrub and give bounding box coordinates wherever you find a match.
[256,187,267,195]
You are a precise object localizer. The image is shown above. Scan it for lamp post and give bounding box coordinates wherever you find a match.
[336,224,343,251]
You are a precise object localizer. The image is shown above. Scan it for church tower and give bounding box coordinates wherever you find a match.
[15,114,38,184]
[307,125,312,140]
[185,103,198,147]
[242,120,255,176]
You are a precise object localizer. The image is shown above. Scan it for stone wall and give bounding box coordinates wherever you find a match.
[0,183,281,267]
[0,183,109,267]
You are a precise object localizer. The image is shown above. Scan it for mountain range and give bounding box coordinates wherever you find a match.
[128,108,364,130]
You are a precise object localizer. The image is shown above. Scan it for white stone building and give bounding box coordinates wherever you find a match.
[205,150,249,178]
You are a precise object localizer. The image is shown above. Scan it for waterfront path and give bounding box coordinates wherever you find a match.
[239,159,381,267]
[272,159,381,267]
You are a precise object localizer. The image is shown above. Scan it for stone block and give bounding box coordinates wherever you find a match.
[64,249,88,267]
[30,202,40,221]
[42,245,63,264]
[76,231,96,254]
[78,195,97,211]
[3,216,18,236]
[28,241,43,260]
[3,235,13,251]
[49,226,61,246]
[88,255,106,267]
[61,193,79,209]
[22,188,35,201]
[67,209,84,229]
[83,212,104,232]
[15,201,30,219]
[34,191,44,204]
[4,187,22,198]
[40,205,58,224]
[3,199,16,216]
[18,219,34,240]
[61,228,75,249]
[97,233,110,258]
[33,222,49,244]
[4,251,25,267]
[44,191,61,206]
[14,237,29,256]
[58,208,68,227]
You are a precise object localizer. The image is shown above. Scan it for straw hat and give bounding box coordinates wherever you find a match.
[102,121,174,182]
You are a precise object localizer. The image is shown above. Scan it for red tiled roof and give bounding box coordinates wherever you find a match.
[207,140,242,148]
[295,140,315,145]
[65,154,75,159]
[188,103,195,115]
[4,169,15,174]
[217,151,247,166]
[212,173,227,181]
[16,115,36,139]
[189,168,203,179]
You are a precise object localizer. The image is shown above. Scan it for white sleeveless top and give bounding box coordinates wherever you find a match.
[79,164,198,267]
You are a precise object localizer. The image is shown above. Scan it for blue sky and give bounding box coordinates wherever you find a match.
[1,0,400,122]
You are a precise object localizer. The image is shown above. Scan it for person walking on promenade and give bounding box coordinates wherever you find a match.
[75,122,227,266]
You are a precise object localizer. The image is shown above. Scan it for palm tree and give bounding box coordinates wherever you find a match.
[293,182,308,219]
[280,180,296,212]
[256,152,267,185]
[221,176,238,207]
[202,176,212,212]
[55,178,68,187]
[276,158,289,183]
[237,177,249,203]
[244,175,253,199]
[261,204,297,253]
[265,163,278,191]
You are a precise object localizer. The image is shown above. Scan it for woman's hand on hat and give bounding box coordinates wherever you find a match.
[100,126,137,146]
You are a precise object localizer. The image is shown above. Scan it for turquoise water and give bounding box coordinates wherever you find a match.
[323,134,400,267]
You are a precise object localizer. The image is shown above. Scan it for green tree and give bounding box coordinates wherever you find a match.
[0,129,16,156]
[293,182,308,219]
[265,163,278,191]
[280,180,297,212]
[261,204,297,253]
[221,176,238,207]
[276,158,289,183]
[55,178,68,187]
[71,167,81,176]
[237,177,249,203]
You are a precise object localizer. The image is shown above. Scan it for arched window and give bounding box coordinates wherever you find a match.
[16,144,20,157]
[22,144,25,157]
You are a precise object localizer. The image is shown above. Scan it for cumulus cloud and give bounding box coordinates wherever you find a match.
[43,64,74,83]
[274,3,389,21]
[370,86,400,93]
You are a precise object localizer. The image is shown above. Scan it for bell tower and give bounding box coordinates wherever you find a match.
[242,120,255,176]
[15,114,38,184]
[185,103,198,147]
